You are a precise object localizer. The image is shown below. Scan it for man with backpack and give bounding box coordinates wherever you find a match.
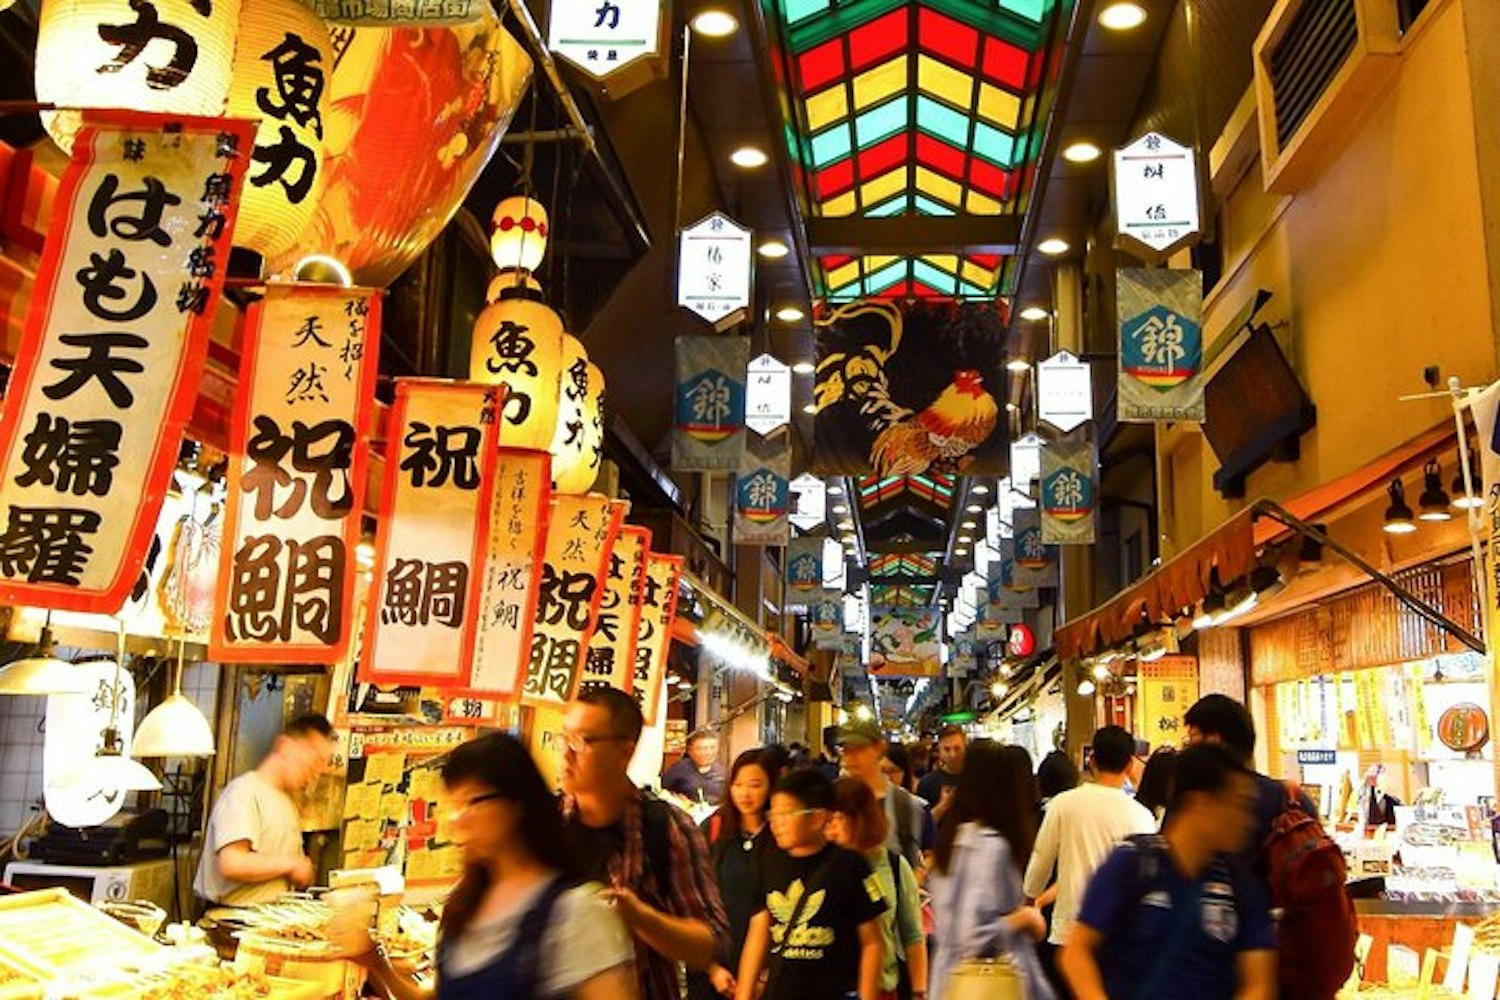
[1184,694,1357,998]
[562,688,731,1000]
[838,718,934,875]
[1059,744,1278,1000]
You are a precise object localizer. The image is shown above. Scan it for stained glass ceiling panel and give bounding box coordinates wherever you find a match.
[869,553,938,577]
[857,474,957,508]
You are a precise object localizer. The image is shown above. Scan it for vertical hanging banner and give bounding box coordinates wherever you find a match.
[788,474,827,531]
[745,353,792,437]
[521,494,625,706]
[733,437,790,546]
[1118,268,1206,423]
[360,380,499,687]
[0,112,253,612]
[786,537,823,593]
[1010,510,1059,588]
[868,605,942,677]
[810,589,844,649]
[633,552,682,726]
[212,283,380,663]
[463,448,551,700]
[1040,431,1097,544]
[576,525,650,697]
[677,212,753,327]
[673,335,748,471]
[1010,432,1043,489]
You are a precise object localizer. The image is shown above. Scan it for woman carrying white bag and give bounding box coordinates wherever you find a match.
[928,742,1054,1000]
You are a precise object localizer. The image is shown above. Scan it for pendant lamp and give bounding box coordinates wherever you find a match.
[0,617,89,695]
[134,635,216,758]
[62,621,161,791]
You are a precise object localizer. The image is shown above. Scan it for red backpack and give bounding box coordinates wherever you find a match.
[1259,791,1358,998]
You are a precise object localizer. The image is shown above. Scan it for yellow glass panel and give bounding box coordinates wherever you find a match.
[965,189,1001,214]
[914,167,961,208]
[866,255,898,270]
[860,167,907,207]
[918,55,973,109]
[852,57,906,110]
[806,86,849,132]
[978,84,1021,129]
[828,260,862,289]
[961,261,994,286]
[822,191,858,217]
[922,254,958,272]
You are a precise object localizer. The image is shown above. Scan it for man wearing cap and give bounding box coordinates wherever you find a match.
[839,717,934,873]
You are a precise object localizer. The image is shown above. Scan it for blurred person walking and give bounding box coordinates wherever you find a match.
[915,726,967,824]
[840,718,934,874]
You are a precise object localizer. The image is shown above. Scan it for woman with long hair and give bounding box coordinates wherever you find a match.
[1134,747,1177,823]
[829,778,929,1000]
[1036,750,1080,812]
[691,748,782,1000]
[928,741,1052,1000]
[337,733,636,1000]
[881,742,918,794]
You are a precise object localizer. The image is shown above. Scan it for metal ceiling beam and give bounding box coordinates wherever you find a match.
[805,216,1025,256]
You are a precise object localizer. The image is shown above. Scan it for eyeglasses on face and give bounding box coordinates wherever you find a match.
[561,731,631,754]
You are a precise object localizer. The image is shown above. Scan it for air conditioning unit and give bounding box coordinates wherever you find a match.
[1252,0,1406,193]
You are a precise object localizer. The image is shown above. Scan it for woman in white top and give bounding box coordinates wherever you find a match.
[926,742,1052,1000]
[339,733,636,1000]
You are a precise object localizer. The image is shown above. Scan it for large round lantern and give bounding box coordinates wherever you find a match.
[266,11,533,287]
[549,335,595,494]
[225,0,332,260]
[36,0,241,153]
[491,196,549,274]
[469,286,564,450]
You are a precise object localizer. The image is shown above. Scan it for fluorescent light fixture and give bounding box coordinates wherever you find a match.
[731,146,769,168]
[758,239,790,259]
[1019,306,1050,322]
[691,9,739,35]
[836,519,855,531]
[961,520,977,530]
[792,361,816,374]
[1063,141,1102,163]
[775,305,806,322]
[1099,2,1147,30]
[832,504,849,514]
[1037,238,1071,256]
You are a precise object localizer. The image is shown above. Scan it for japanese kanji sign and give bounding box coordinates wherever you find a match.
[463,447,551,700]
[1010,510,1059,588]
[1137,656,1199,749]
[786,537,822,593]
[575,524,649,697]
[548,0,663,84]
[745,353,791,437]
[309,0,489,25]
[1010,432,1043,488]
[788,474,826,531]
[1118,268,1206,423]
[1040,429,1096,545]
[810,589,843,649]
[673,334,748,471]
[521,494,625,706]
[211,282,380,663]
[677,212,752,327]
[632,551,680,726]
[0,112,252,612]
[1112,131,1200,256]
[1036,351,1093,433]
[733,437,790,547]
[359,380,500,687]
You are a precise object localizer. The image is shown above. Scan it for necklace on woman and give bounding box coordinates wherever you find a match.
[742,820,764,850]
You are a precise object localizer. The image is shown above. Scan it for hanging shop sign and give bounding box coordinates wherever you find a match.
[1012,510,1058,583]
[549,335,604,494]
[813,301,1007,476]
[1007,622,1036,659]
[786,537,822,593]
[576,525,649,697]
[309,0,489,25]
[1118,268,1206,423]
[673,334,748,471]
[1036,351,1093,433]
[548,0,664,92]
[0,113,252,613]
[1040,429,1097,545]
[1137,655,1199,749]
[470,290,565,451]
[1438,703,1489,754]
[822,537,847,590]
[43,661,139,828]
[989,540,1039,610]
[521,494,625,706]
[211,283,380,663]
[733,437,790,546]
[359,380,499,687]
[1112,131,1201,256]
[633,551,682,726]
[462,448,550,700]
[1010,432,1043,489]
[810,589,843,649]
[788,474,826,531]
[869,605,942,677]
[746,353,792,437]
[677,212,753,327]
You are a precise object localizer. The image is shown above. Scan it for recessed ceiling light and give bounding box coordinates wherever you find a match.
[792,361,816,375]
[958,535,973,544]
[971,484,990,495]
[1099,1,1147,30]
[731,146,769,168]
[801,403,817,414]
[691,9,740,35]
[776,306,806,322]
[966,504,984,513]
[837,520,855,531]
[758,239,790,259]
[1006,359,1032,373]
[832,505,849,515]
[1063,141,1102,163]
[828,484,844,496]
[1037,237,1071,256]
[954,548,969,556]
[1019,306,1050,322]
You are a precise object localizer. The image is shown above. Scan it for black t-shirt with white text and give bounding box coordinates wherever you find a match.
[755,843,887,1000]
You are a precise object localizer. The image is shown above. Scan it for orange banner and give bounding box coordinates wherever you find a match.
[575,525,650,697]
[211,283,380,663]
[633,552,682,727]
[0,112,253,612]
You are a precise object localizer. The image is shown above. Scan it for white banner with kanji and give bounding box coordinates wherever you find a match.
[576,525,649,697]
[633,552,681,726]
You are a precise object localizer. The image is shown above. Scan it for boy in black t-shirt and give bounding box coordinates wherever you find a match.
[735,767,886,1000]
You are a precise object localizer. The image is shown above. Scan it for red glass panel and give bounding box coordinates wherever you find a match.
[915,133,966,180]
[968,252,1001,270]
[817,157,856,199]
[799,39,847,93]
[820,254,855,269]
[968,158,1011,197]
[848,9,909,72]
[910,279,944,299]
[857,134,908,180]
[981,37,1028,89]
[918,9,977,67]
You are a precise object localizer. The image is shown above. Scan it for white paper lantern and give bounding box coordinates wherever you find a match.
[490,196,549,273]
[549,334,593,493]
[469,286,564,450]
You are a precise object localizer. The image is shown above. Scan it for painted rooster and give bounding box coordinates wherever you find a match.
[870,369,1000,476]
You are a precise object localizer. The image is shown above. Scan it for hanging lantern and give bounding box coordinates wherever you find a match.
[549,334,593,494]
[469,285,564,450]
[35,0,242,153]
[487,270,542,304]
[490,196,549,273]
[225,0,332,261]
[579,360,607,489]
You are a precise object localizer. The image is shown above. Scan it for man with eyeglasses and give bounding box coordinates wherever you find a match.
[561,687,730,1000]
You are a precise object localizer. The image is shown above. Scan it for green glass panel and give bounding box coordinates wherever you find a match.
[915,95,969,147]
[972,122,1016,166]
[865,259,908,295]
[913,259,958,294]
[786,0,830,24]
[810,124,852,167]
[854,97,908,148]
[867,195,910,217]
[913,194,955,216]
[1000,0,1049,22]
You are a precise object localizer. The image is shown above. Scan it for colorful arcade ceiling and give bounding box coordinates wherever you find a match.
[766,0,1058,301]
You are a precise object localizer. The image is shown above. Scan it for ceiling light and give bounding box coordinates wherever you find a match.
[954,548,969,556]
[1006,359,1032,373]
[1063,141,1102,163]
[758,239,790,259]
[1418,459,1452,521]
[1099,2,1147,30]
[134,642,215,758]
[966,504,984,513]
[691,9,739,35]
[1077,679,1096,697]
[776,306,806,322]
[1092,663,1112,681]
[828,484,845,496]
[731,146,769,168]
[970,484,990,495]
[802,403,817,414]
[958,535,973,544]
[837,520,855,531]
[792,361,816,374]
[1037,238,1071,256]
[1019,306,1050,322]
[0,627,88,695]
[961,520,977,529]
[1383,478,1417,534]
[990,680,1008,699]
[832,504,849,514]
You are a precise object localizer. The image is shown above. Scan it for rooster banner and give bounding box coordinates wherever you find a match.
[1040,431,1097,544]
[812,302,1008,476]
[733,436,790,546]
[1118,269,1206,423]
[674,335,749,472]
[869,605,942,677]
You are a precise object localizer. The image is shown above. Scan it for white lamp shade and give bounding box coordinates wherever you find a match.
[134,693,216,757]
[469,290,565,450]
[0,654,89,695]
[490,196,549,272]
[54,753,162,793]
